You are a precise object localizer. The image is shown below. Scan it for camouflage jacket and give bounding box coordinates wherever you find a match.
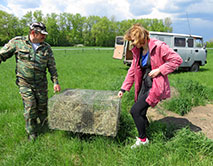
[0,36,59,84]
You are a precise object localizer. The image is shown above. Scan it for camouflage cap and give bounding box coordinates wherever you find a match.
[30,22,48,35]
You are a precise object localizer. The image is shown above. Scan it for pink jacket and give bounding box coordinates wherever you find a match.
[121,38,183,107]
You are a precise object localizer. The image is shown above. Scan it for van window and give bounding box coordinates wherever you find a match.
[187,39,194,47]
[174,37,186,47]
[159,36,165,41]
[116,37,124,45]
[195,38,203,48]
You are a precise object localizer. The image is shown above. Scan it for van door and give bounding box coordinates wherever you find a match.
[187,37,206,71]
[194,38,207,66]
[113,36,124,59]
[173,37,194,68]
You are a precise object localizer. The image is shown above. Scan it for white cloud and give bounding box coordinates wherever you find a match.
[187,0,213,14]
[7,0,40,8]
[2,0,133,21]
[0,4,11,14]
[60,0,132,21]
[39,0,66,15]
[190,18,213,28]
[2,0,39,17]
[154,0,170,10]
[0,0,212,40]
[126,0,182,20]
[138,8,175,19]
[128,0,154,15]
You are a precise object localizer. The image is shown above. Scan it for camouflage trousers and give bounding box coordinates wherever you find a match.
[17,77,48,135]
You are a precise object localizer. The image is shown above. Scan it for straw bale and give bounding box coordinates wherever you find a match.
[48,89,121,137]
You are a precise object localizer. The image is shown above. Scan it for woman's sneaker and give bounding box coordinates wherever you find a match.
[131,137,149,149]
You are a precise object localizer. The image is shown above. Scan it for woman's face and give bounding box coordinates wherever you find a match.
[131,37,146,48]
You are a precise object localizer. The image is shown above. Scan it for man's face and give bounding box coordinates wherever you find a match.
[33,31,46,43]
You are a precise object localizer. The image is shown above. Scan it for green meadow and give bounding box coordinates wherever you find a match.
[0,48,212,166]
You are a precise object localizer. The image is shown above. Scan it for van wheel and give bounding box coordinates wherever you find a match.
[190,63,200,72]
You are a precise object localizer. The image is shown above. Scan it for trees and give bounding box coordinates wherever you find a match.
[20,10,44,36]
[0,10,21,45]
[83,16,101,46]
[0,10,173,46]
[91,16,117,46]
[44,13,60,46]
[205,39,213,48]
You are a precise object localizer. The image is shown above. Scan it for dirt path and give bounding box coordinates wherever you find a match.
[147,104,213,139]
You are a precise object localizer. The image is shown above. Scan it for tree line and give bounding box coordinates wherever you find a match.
[206,40,213,48]
[0,10,173,47]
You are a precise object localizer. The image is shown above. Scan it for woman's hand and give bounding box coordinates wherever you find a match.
[148,68,161,78]
[118,91,124,98]
[54,84,61,93]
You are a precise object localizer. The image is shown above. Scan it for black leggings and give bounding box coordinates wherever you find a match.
[130,91,150,139]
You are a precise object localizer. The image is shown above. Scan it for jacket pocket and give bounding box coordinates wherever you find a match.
[18,49,30,60]
[152,76,164,98]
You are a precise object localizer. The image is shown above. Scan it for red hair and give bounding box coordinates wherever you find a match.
[124,23,150,46]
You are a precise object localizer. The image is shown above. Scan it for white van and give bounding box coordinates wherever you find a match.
[113,32,207,72]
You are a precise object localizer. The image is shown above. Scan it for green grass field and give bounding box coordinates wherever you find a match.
[0,48,212,165]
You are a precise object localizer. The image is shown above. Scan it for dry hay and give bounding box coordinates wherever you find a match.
[48,89,121,137]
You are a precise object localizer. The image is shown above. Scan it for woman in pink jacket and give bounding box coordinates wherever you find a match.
[118,24,183,149]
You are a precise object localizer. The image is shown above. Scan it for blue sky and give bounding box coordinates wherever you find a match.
[0,0,213,42]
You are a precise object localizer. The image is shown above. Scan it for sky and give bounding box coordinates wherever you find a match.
[0,0,213,42]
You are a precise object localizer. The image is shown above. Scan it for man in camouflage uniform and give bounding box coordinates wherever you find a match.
[0,22,61,140]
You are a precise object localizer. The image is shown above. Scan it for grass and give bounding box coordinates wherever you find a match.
[163,79,213,115]
[0,48,213,166]
[163,49,213,115]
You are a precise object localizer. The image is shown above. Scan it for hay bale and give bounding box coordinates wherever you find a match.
[48,89,121,137]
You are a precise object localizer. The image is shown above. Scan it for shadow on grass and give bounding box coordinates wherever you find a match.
[157,116,201,132]
[51,116,202,146]
[198,68,209,72]
[65,131,96,140]
[147,117,202,141]
[38,122,55,136]
[63,130,116,145]
[115,115,202,144]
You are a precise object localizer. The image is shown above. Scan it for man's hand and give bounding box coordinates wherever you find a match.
[54,84,61,93]
[148,68,161,78]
